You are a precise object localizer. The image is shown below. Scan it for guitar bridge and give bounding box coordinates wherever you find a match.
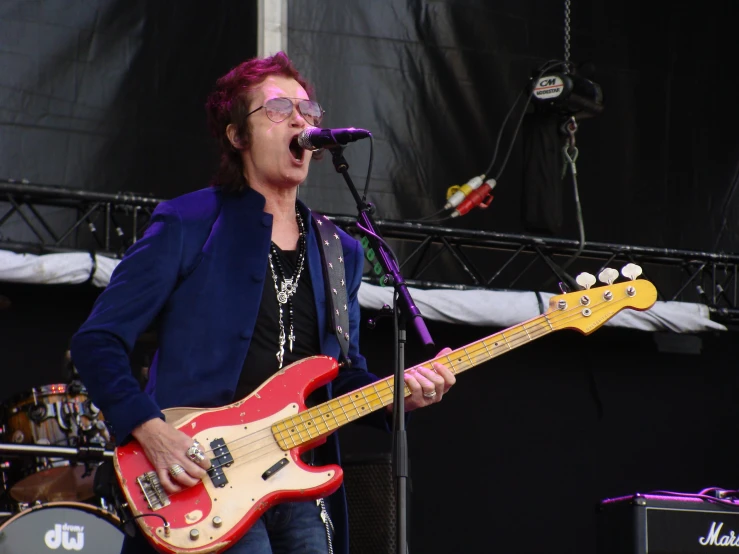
[137,471,171,511]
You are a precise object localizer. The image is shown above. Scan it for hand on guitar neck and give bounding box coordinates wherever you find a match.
[131,418,212,494]
[393,347,456,412]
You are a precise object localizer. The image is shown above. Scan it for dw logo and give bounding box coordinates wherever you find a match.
[44,523,85,551]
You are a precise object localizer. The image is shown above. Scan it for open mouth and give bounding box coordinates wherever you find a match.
[289,136,304,161]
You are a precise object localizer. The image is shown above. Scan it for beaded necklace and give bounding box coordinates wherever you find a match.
[267,206,306,368]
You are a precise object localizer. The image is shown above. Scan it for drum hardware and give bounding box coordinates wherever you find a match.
[93,459,137,539]
[0,442,114,459]
[0,384,114,504]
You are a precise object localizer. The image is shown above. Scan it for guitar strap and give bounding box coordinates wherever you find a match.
[311,212,351,366]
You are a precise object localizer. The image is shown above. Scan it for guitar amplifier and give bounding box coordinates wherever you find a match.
[598,493,739,553]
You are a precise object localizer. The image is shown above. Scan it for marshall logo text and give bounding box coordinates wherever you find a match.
[699,522,739,548]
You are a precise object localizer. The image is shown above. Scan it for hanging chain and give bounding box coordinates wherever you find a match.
[564,0,572,67]
[561,117,579,179]
[318,498,334,554]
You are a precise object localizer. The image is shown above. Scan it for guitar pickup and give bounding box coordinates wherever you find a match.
[207,438,232,488]
[211,438,233,467]
[207,465,228,488]
[137,471,171,511]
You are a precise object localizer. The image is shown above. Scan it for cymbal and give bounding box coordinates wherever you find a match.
[9,465,96,503]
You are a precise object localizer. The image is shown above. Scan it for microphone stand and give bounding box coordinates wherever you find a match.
[329,146,435,554]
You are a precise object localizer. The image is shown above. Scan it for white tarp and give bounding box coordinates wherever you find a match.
[0,250,117,288]
[358,283,726,333]
[0,249,727,333]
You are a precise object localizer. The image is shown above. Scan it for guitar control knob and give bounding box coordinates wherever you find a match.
[212,516,223,528]
[190,529,200,541]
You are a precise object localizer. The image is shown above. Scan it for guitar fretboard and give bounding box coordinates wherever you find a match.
[271,312,554,450]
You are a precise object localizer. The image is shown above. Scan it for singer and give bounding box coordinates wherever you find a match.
[70,52,455,554]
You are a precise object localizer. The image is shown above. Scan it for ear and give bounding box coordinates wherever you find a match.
[226,123,244,150]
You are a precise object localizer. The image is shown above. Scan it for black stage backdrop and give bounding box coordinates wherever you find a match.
[0,0,257,199]
[2,282,739,554]
[290,0,739,254]
[1,1,739,253]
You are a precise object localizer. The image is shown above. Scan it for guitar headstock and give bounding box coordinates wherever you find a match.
[547,264,657,334]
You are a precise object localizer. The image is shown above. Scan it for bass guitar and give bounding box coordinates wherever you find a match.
[115,265,657,553]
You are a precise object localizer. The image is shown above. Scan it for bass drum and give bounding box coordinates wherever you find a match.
[0,502,124,554]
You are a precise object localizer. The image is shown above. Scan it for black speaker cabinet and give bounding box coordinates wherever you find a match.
[598,493,739,553]
[342,453,397,554]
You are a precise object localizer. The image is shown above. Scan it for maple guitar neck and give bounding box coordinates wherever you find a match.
[271,312,554,450]
[271,274,658,451]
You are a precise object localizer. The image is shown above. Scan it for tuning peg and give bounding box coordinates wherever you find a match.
[621,263,643,281]
[575,272,596,290]
[598,268,619,285]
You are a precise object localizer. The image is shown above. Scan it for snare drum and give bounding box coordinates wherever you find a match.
[0,502,124,553]
[1,384,113,503]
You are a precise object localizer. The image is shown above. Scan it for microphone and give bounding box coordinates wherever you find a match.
[297,127,371,151]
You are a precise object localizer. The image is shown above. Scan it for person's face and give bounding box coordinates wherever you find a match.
[241,75,314,190]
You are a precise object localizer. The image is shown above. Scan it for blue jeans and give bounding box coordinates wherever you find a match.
[120,500,330,553]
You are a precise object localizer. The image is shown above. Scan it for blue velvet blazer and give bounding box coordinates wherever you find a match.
[70,185,382,554]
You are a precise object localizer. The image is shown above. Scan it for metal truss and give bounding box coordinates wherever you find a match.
[2,180,738,323]
[0,179,161,257]
[328,216,739,324]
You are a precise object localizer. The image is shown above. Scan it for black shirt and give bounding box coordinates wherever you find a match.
[234,245,321,401]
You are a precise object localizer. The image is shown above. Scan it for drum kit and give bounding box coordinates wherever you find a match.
[0,381,125,553]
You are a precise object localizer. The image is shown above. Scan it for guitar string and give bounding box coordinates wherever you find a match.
[195,292,640,472]
[198,291,637,463]
[201,307,586,474]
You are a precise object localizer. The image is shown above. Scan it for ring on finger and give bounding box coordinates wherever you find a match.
[169,464,186,478]
[422,390,437,398]
[186,441,206,462]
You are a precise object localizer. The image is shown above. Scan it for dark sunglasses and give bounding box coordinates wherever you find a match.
[246,97,324,127]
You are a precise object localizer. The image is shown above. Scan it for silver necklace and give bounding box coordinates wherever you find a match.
[267,207,306,368]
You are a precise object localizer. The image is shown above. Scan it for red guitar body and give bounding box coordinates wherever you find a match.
[114,356,343,554]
